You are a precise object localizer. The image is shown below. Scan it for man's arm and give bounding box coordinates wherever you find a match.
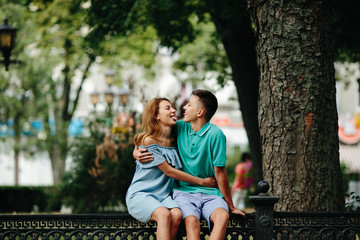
[133,146,154,163]
[214,166,246,216]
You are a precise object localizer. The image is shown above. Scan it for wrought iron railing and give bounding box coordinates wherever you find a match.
[273,212,360,240]
[0,213,255,240]
[0,181,359,240]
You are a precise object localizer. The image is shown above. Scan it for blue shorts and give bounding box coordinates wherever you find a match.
[172,190,229,226]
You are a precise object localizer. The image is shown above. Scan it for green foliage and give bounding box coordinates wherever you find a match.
[60,115,136,213]
[1,0,161,186]
[226,147,253,189]
[144,0,198,50]
[0,0,54,152]
[98,25,158,79]
[87,0,197,50]
[87,0,231,86]
[0,186,61,213]
[226,146,243,185]
[340,162,350,194]
[173,15,231,86]
[333,0,360,62]
[341,163,360,212]
[345,192,360,211]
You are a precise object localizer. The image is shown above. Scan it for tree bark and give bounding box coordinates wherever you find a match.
[207,0,263,186]
[248,0,344,211]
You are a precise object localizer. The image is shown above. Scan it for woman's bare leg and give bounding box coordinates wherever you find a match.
[169,208,182,240]
[150,207,172,240]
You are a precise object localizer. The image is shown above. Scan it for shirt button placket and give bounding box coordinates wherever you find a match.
[191,134,196,153]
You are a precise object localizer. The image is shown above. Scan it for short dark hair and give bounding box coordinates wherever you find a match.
[241,152,251,162]
[192,89,218,122]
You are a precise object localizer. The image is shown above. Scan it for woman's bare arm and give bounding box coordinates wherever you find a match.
[157,161,216,188]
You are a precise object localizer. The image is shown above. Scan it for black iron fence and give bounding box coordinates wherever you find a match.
[0,181,359,240]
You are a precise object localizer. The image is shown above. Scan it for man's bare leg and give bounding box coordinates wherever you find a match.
[184,215,201,240]
[208,208,229,240]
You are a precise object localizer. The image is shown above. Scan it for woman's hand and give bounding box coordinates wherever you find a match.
[202,177,217,188]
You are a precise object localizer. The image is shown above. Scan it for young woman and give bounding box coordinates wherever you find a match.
[125,97,216,240]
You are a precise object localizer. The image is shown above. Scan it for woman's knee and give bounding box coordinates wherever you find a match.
[151,207,172,223]
[170,208,182,225]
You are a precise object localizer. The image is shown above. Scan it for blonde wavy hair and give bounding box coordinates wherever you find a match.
[134,97,173,146]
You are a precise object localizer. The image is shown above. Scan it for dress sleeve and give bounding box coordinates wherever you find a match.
[138,145,166,169]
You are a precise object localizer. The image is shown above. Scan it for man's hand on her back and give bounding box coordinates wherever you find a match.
[133,146,154,163]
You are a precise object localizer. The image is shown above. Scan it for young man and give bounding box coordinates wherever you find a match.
[134,90,245,240]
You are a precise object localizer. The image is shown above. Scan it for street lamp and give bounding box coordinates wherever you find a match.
[104,88,114,111]
[89,69,134,115]
[0,18,17,71]
[105,69,115,87]
[118,88,130,107]
[90,90,99,110]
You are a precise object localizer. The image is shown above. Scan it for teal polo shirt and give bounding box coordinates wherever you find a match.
[173,120,227,197]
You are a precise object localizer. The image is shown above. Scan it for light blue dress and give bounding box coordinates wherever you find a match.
[125,144,183,223]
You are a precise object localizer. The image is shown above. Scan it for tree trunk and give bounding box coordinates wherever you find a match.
[14,147,19,186]
[45,104,70,184]
[46,120,69,184]
[49,142,66,184]
[207,0,263,186]
[14,112,21,186]
[248,0,344,211]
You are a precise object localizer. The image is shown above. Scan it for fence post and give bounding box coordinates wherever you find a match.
[249,181,279,240]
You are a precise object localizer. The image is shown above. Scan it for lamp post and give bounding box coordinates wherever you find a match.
[89,70,138,149]
[90,90,99,111]
[118,88,130,108]
[89,69,132,116]
[104,69,115,114]
[104,69,115,87]
[0,18,17,71]
[104,88,115,113]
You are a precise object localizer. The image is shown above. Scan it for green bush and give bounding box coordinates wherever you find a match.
[60,115,136,213]
[0,186,61,213]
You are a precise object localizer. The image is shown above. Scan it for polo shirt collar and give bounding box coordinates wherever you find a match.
[190,122,212,137]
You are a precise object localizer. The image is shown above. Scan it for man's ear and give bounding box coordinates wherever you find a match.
[197,108,205,118]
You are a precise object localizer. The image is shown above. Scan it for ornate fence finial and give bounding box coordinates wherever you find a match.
[258,180,270,195]
[249,181,280,240]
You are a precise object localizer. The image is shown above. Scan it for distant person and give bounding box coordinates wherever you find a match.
[126,97,216,240]
[231,152,253,209]
[134,90,246,240]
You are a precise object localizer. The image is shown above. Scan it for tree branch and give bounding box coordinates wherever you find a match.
[70,55,95,118]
